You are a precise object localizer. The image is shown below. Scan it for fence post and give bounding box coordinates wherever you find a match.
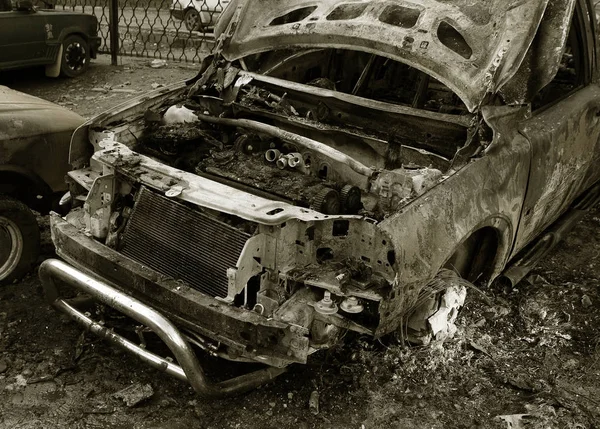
[109,0,119,65]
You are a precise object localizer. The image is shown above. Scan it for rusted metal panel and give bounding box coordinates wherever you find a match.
[514,85,600,252]
[500,0,577,105]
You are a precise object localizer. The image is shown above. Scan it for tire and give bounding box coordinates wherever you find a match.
[0,197,40,285]
[184,8,201,31]
[60,34,90,78]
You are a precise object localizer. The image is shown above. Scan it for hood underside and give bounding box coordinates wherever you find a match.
[217,0,550,112]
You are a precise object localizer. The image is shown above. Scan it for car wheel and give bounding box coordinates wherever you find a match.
[60,35,90,78]
[0,197,40,285]
[184,8,201,31]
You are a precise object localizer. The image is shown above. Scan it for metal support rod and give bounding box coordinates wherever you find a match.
[195,114,375,178]
[109,0,119,65]
[39,259,286,398]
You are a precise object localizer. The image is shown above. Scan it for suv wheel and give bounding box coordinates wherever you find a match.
[0,197,40,285]
[184,8,201,31]
[60,35,90,78]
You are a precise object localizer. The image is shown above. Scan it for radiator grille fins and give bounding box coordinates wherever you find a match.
[121,187,251,298]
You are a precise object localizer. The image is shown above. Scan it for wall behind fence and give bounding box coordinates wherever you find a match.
[47,0,219,62]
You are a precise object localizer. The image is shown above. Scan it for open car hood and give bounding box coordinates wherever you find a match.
[216,0,550,112]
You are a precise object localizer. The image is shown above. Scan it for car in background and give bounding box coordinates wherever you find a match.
[0,86,84,284]
[170,0,230,31]
[0,0,100,77]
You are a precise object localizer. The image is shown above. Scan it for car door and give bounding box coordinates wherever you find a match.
[0,1,49,68]
[513,0,600,252]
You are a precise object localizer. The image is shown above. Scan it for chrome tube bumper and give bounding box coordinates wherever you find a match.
[40,258,286,398]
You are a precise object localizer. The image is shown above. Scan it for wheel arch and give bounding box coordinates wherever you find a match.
[442,215,513,285]
[0,166,54,213]
[56,27,91,44]
[46,29,91,77]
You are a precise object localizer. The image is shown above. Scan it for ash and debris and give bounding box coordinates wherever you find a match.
[113,383,155,407]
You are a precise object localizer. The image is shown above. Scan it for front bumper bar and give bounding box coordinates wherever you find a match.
[47,213,308,366]
[40,258,286,397]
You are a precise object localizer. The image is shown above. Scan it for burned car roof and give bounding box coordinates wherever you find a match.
[216,0,550,112]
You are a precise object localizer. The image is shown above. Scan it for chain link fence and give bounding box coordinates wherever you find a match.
[41,0,222,62]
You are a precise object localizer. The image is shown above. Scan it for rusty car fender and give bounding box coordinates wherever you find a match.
[375,105,532,335]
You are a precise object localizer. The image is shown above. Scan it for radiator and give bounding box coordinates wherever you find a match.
[121,186,251,298]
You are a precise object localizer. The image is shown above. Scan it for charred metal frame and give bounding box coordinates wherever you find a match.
[47,214,311,366]
[40,258,286,397]
[44,0,600,397]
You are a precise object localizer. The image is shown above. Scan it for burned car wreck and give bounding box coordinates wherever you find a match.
[41,0,600,397]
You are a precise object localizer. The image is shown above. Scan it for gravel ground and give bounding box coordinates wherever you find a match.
[0,55,599,429]
[1,55,197,118]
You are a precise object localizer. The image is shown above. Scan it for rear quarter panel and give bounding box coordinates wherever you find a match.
[37,10,98,43]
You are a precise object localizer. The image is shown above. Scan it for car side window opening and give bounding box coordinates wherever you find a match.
[532,7,586,109]
[0,0,12,11]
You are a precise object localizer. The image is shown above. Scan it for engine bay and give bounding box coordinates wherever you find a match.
[60,48,487,360]
[125,49,479,221]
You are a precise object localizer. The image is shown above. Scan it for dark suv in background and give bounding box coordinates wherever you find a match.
[0,0,100,77]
